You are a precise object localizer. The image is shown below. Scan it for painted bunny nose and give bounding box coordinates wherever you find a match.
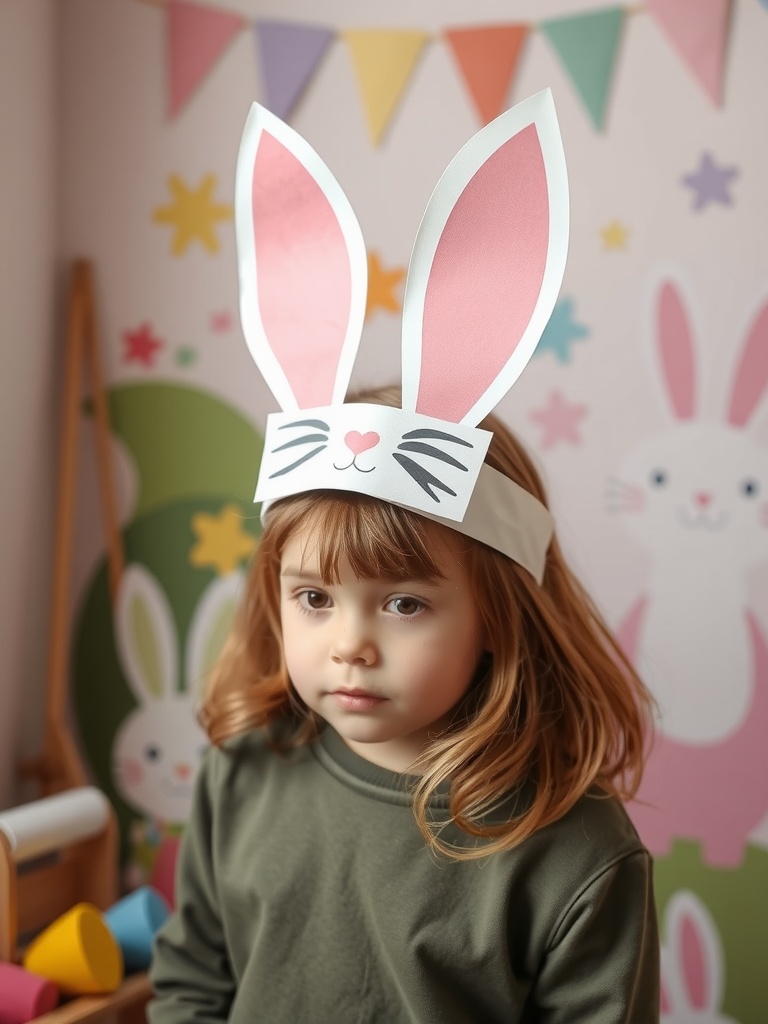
[175,763,191,780]
[345,431,380,455]
[694,492,713,508]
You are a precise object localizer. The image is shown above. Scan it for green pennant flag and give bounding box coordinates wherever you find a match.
[540,8,625,130]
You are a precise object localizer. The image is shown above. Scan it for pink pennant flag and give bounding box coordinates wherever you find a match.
[646,0,732,104]
[167,1,246,118]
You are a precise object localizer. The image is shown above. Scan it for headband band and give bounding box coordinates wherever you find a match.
[235,90,569,583]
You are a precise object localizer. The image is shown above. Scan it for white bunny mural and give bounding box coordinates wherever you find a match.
[610,279,768,866]
[111,562,243,890]
[660,891,740,1024]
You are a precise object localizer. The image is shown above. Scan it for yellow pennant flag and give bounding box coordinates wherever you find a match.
[342,29,430,145]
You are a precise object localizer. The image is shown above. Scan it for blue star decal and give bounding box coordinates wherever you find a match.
[534,298,589,364]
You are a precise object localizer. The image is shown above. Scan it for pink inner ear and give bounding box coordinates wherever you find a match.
[728,303,768,427]
[416,124,548,422]
[681,915,707,1009]
[658,283,696,420]
[252,131,351,408]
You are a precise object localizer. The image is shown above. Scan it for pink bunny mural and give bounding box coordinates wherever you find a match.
[611,280,768,866]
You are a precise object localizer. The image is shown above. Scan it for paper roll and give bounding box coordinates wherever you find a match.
[0,787,111,863]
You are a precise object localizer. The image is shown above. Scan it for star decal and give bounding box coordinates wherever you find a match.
[365,251,406,320]
[175,346,198,367]
[681,152,739,211]
[210,310,233,333]
[534,298,589,364]
[123,323,164,367]
[153,174,233,255]
[529,391,588,449]
[601,220,629,250]
[190,505,257,576]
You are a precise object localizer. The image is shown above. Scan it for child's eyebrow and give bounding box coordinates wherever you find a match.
[280,567,323,579]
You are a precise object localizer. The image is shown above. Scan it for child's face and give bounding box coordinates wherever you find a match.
[279,522,486,773]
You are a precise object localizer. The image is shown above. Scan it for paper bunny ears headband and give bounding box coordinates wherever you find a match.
[234,89,569,583]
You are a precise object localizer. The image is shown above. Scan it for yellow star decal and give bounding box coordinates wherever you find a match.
[600,220,629,250]
[189,505,257,576]
[153,174,233,256]
[365,251,406,320]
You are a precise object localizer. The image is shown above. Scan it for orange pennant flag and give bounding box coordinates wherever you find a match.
[342,30,430,145]
[445,24,528,125]
[167,1,246,118]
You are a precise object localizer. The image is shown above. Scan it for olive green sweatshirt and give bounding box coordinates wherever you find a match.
[149,727,659,1023]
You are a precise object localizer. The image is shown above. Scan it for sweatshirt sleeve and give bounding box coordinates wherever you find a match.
[147,749,235,1024]
[532,849,660,1023]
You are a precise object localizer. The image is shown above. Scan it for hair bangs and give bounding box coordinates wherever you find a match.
[267,491,448,584]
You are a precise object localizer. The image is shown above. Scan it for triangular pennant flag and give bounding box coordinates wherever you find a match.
[342,30,430,145]
[445,24,528,125]
[540,8,625,130]
[167,1,246,119]
[646,0,732,104]
[254,21,335,120]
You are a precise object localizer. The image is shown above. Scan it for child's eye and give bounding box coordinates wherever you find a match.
[298,589,331,611]
[386,596,425,618]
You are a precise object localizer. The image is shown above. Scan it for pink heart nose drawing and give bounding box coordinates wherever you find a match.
[345,431,380,455]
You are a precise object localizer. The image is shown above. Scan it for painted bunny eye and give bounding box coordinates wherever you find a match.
[144,744,162,763]
[649,469,668,487]
[740,479,759,498]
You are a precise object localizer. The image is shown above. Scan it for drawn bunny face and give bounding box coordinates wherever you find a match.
[234,93,569,579]
[660,891,740,1023]
[615,423,768,566]
[112,563,243,824]
[610,281,768,570]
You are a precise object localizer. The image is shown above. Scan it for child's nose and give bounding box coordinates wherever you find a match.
[330,617,377,666]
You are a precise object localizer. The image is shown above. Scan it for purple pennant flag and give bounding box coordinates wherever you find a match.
[254,21,335,120]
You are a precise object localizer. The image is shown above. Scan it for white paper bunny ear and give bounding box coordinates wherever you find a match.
[403,90,569,425]
[236,92,567,581]
[235,103,367,411]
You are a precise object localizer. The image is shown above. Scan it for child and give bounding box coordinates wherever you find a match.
[149,92,660,1022]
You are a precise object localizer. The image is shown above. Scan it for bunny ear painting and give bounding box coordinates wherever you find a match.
[110,562,243,896]
[610,277,768,869]
[660,891,740,1024]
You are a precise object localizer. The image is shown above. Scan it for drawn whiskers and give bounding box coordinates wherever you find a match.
[605,476,645,513]
[394,428,473,502]
[268,419,329,479]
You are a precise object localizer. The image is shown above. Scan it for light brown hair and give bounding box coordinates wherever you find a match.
[202,385,654,859]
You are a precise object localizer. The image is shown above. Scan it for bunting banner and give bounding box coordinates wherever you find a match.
[253,21,335,120]
[444,24,529,126]
[540,8,626,130]
[341,30,430,145]
[646,0,732,105]
[166,0,246,118]
[147,0,735,136]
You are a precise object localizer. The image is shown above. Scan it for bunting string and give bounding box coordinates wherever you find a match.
[140,0,733,140]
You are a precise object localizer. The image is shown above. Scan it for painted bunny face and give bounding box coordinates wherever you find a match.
[235,93,568,578]
[111,563,242,825]
[114,702,207,823]
[610,280,768,571]
[614,422,768,566]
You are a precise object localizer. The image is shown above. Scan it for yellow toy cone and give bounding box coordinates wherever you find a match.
[23,903,123,995]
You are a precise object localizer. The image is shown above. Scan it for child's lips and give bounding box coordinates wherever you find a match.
[331,688,387,711]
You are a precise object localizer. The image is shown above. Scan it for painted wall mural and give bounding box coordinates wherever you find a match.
[61,0,768,1015]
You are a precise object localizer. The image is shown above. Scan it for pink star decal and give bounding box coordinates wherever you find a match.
[529,391,588,449]
[210,310,233,333]
[123,323,164,367]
